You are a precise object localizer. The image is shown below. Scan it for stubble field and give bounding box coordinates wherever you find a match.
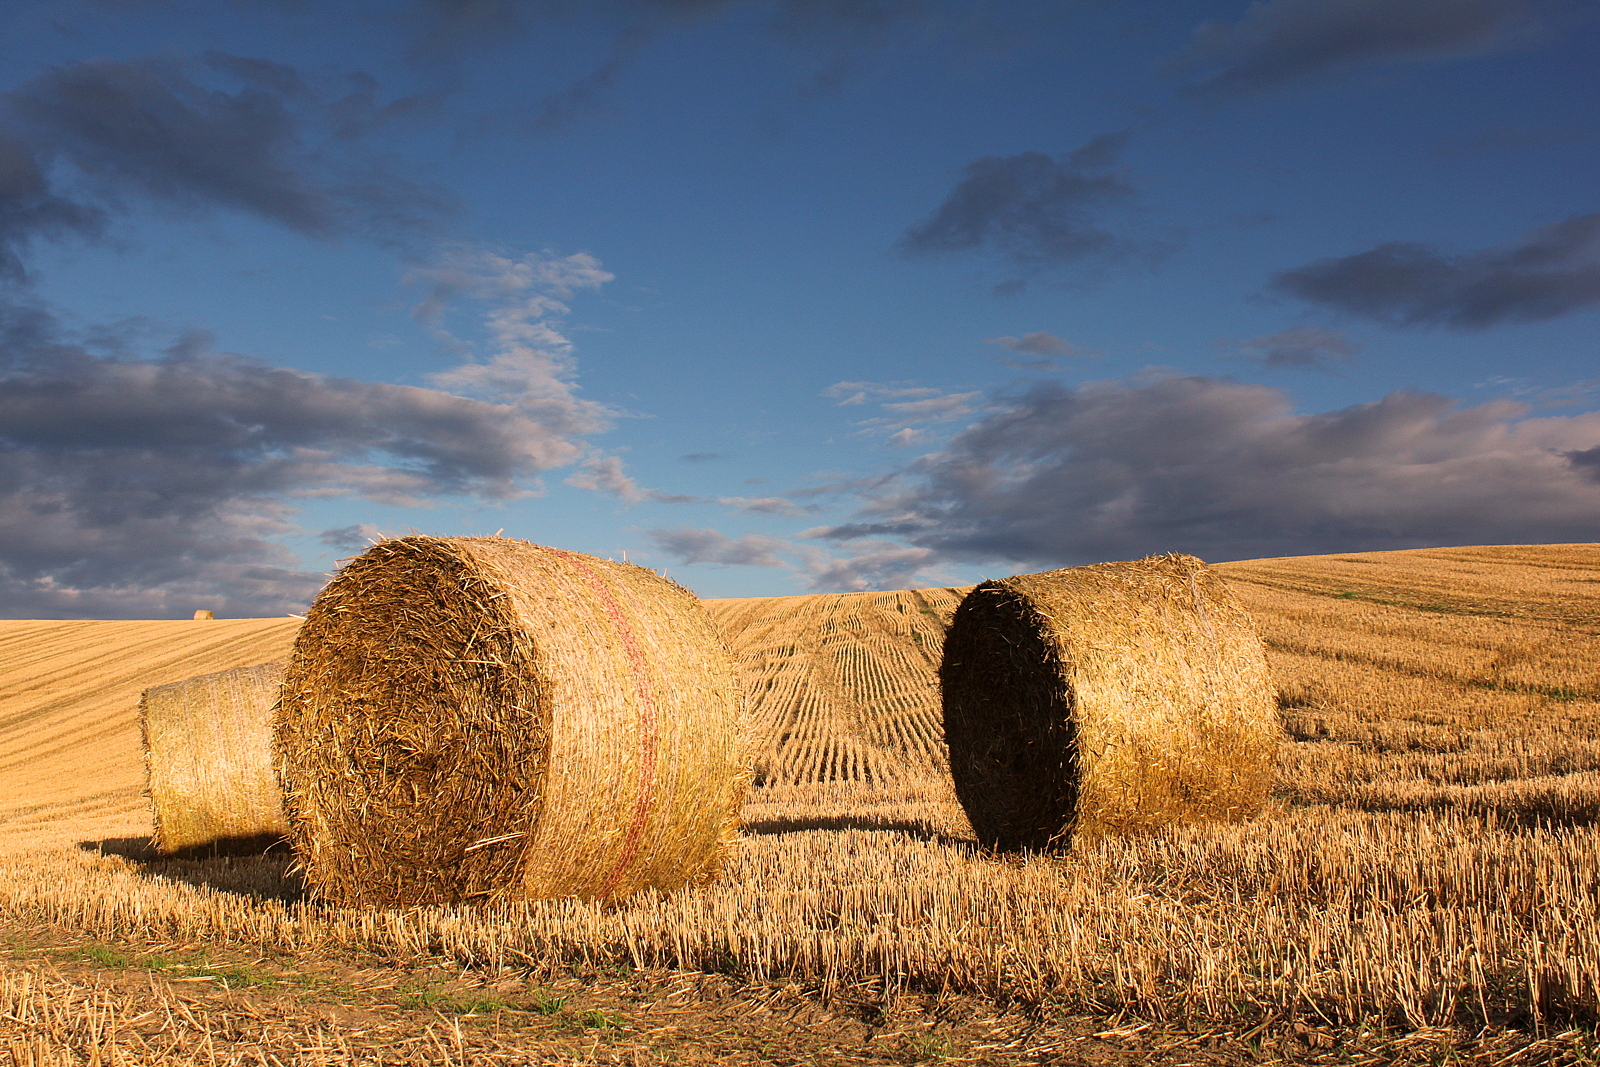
[1,544,1598,1065]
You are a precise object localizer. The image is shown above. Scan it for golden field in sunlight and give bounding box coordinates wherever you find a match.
[1,544,1598,1065]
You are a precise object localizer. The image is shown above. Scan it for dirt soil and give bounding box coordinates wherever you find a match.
[4,918,1593,1067]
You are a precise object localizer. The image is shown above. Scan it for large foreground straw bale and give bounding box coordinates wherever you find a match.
[275,535,748,907]
[941,553,1279,851]
[140,662,289,855]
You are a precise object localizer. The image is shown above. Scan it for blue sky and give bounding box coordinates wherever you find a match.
[2,0,1598,617]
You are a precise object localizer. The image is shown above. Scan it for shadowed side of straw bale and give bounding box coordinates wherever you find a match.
[139,662,290,855]
[274,535,748,907]
[941,553,1280,851]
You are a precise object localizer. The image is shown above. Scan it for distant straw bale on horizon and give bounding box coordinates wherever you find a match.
[139,661,290,855]
[275,535,749,907]
[941,553,1280,852]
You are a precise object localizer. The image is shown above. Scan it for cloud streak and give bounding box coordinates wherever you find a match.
[568,455,811,514]
[1170,0,1538,97]
[646,527,790,570]
[986,330,1095,369]
[987,331,1093,358]
[400,0,984,133]
[645,525,942,592]
[1272,213,1600,328]
[824,379,985,438]
[6,55,453,248]
[1233,326,1361,368]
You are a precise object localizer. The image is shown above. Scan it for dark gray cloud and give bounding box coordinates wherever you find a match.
[404,0,955,55]
[13,58,330,232]
[813,374,1600,567]
[401,0,970,129]
[1567,444,1600,478]
[986,331,1096,369]
[0,130,105,282]
[898,137,1143,281]
[1234,326,1360,368]
[678,451,727,462]
[0,301,594,618]
[319,523,385,551]
[1170,0,1537,97]
[201,51,308,98]
[988,331,1074,357]
[7,56,453,244]
[1064,130,1131,170]
[1272,212,1600,328]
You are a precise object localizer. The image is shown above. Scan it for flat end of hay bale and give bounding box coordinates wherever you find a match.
[192,609,215,620]
[940,552,1281,852]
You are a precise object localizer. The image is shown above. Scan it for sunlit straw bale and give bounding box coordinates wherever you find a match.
[274,535,749,907]
[940,553,1280,851]
[139,661,290,855]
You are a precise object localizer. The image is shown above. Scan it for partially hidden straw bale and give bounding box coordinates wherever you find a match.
[140,662,290,855]
[940,553,1280,852]
[274,535,749,907]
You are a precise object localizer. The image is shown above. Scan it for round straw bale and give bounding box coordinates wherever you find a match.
[274,535,748,907]
[140,662,290,855]
[940,553,1280,852]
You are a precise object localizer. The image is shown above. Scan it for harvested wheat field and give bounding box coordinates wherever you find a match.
[0,618,298,852]
[2,545,1599,1066]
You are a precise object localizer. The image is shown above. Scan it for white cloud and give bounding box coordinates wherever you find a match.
[876,392,984,424]
[823,379,986,435]
[822,380,944,406]
[410,246,615,454]
[564,454,652,503]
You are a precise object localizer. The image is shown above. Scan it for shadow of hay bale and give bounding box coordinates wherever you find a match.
[80,833,289,860]
[78,835,160,859]
[740,814,975,848]
[1348,791,1600,829]
[78,836,303,902]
